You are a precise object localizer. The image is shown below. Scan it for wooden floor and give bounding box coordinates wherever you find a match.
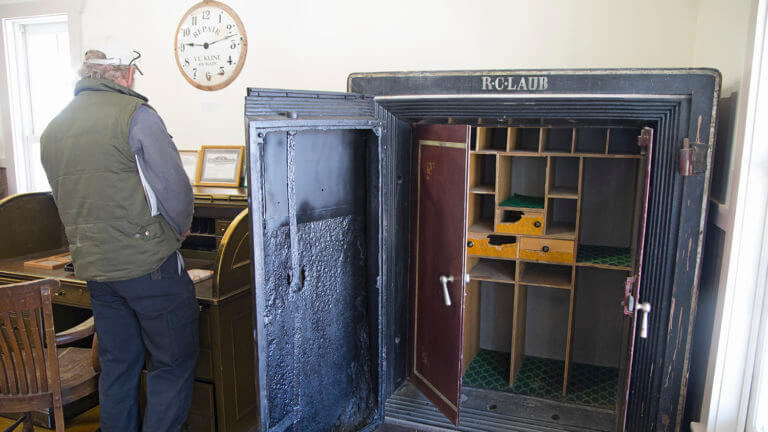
[0,408,99,432]
[375,424,425,432]
[0,409,420,432]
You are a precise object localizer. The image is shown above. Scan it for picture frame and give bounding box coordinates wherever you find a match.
[196,145,245,187]
[178,149,200,185]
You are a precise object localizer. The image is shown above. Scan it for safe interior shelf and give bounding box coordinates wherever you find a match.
[545,223,577,239]
[548,187,579,199]
[469,259,516,284]
[499,194,545,209]
[469,220,494,234]
[470,185,495,194]
[518,263,572,289]
[576,245,632,270]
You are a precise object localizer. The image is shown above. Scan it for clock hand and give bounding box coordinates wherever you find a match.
[208,34,238,45]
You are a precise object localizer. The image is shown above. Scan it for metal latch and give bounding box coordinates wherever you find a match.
[637,127,652,148]
[439,275,454,307]
[622,275,651,338]
[679,115,708,176]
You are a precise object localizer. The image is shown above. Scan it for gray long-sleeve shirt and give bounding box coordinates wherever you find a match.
[128,105,193,235]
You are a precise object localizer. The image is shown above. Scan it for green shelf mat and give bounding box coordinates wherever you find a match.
[499,194,545,209]
[577,245,632,268]
[462,349,618,409]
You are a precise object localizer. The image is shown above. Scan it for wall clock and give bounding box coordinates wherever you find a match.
[174,0,247,91]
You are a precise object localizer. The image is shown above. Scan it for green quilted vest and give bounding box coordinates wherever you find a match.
[40,78,180,282]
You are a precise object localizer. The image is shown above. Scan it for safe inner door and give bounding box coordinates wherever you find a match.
[409,123,652,431]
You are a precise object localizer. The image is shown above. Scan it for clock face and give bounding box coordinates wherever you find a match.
[175,1,247,91]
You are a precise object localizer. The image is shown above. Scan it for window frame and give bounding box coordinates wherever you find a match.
[697,0,768,430]
[0,0,83,195]
[4,14,70,193]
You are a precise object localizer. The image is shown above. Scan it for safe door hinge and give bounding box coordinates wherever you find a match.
[622,276,637,316]
[679,138,708,176]
[679,115,709,176]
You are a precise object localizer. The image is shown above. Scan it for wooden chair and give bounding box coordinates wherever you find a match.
[0,279,99,432]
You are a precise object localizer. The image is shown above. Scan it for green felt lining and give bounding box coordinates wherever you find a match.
[577,245,632,268]
[499,194,545,209]
[462,349,618,409]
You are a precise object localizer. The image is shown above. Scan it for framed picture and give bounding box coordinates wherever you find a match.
[178,150,200,184]
[196,146,244,187]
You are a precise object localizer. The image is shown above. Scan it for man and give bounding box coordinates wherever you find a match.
[40,49,197,432]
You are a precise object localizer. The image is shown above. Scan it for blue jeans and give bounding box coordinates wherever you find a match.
[87,252,199,432]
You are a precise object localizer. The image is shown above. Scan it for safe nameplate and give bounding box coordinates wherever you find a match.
[481,76,549,91]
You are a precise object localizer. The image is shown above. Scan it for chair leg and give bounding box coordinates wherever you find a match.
[21,413,33,432]
[53,405,65,432]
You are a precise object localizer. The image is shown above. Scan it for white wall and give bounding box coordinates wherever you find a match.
[695,0,753,95]
[76,0,701,155]
[3,0,753,188]
[6,0,737,195]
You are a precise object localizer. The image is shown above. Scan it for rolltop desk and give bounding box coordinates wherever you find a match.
[0,187,258,432]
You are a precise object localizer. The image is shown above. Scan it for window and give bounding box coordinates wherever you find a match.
[700,0,768,430]
[3,14,73,193]
[751,311,768,431]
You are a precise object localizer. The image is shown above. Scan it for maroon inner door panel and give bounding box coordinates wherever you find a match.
[410,124,469,425]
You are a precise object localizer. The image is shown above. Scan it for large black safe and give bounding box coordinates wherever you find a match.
[245,69,720,432]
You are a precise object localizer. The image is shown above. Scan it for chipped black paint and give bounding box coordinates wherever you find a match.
[254,126,380,432]
[261,218,375,431]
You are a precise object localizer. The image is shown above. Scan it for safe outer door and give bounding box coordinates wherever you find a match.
[410,125,470,425]
[246,89,386,432]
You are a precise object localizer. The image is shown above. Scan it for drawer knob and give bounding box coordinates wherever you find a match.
[55,290,66,296]
[467,241,474,248]
[542,246,550,253]
[534,221,542,228]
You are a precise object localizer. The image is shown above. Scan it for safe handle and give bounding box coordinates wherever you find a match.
[439,275,454,307]
[635,302,651,339]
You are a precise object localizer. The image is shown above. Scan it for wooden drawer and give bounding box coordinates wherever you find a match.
[184,381,216,432]
[215,219,231,236]
[497,210,544,236]
[51,284,91,308]
[195,348,214,381]
[467,234,517,259]
[519,237,575,264]
[195,306,214,381]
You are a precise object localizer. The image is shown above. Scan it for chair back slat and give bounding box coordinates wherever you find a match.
[14,309,40,393]
[0,317,17,393]
[0,311,28,394]
[0,280,57,397]
[26,309,48,392]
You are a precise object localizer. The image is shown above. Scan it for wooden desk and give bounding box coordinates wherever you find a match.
[0,192,258,432]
